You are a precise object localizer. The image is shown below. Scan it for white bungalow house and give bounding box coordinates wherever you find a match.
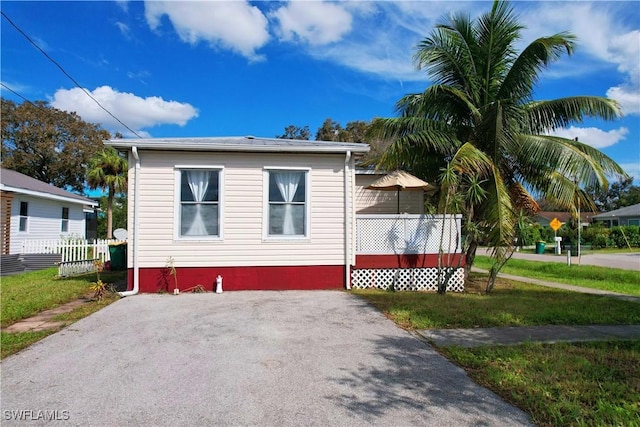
[105,136,464,294]
[1,168,98,255]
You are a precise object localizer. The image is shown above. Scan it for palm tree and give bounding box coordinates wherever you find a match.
[87,147,128,239]
[373,0,627,291]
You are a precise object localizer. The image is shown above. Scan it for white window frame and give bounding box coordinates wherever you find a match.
[263,167,310,241]
[61,207,69,233]
[18,201,28,232]
[174,166,224,241]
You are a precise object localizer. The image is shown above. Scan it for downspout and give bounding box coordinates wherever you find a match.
[344,151,352,290]
[119,146,140,297]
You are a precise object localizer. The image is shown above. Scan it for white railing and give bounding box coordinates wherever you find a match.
[20,238,125,263]
[355,214,462,255]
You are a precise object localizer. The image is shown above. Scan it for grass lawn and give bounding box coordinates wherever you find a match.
[354,274,640,426]
[0,268,124,358]
[441,341,640,427]
[353,274,640,329]
[474,255,640,296]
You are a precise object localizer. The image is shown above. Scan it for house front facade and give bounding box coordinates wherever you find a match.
[1,168,98,255]
[106,137,370,293]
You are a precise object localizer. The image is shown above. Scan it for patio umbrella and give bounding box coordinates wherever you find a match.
[366,170,436,213]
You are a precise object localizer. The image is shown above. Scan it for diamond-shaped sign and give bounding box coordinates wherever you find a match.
[549,217,562,231]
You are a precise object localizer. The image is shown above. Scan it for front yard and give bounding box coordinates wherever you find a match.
[354,273,640,427]
[0,268,124,358]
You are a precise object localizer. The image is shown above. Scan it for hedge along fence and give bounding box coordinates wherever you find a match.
[581,225,640,249]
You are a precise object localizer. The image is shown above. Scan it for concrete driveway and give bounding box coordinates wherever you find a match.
[1,292,532,426]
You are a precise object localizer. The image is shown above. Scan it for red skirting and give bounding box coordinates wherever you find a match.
[126,265,345,293]
[355,254,465,269]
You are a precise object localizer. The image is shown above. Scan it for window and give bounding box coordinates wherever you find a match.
[61,207,70,232]
[628,219,640,226]
[266,170,307,237]
[19,201,28,232]
[178,169,220,237]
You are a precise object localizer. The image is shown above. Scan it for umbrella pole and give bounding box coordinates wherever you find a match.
[397,189,400,214]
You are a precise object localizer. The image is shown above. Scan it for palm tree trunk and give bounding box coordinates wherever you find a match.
[464,239,478,279]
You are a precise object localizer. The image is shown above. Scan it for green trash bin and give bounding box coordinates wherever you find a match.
[535,241,546,254]
[108,242,127,270]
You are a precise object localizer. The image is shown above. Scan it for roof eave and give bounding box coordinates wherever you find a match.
[0,185,98,207]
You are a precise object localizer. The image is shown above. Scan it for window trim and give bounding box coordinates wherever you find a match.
[18,201,28,232]
[61,207,70,233]
[174,166,224,241]
[263,167,311,241]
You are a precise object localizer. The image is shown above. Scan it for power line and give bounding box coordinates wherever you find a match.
[0,82,38,107]
[1,10,143,138]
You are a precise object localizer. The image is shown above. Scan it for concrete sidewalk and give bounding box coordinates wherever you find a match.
[417,324,640,348]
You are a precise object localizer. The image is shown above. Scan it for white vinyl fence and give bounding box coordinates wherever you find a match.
[20,239,126,276]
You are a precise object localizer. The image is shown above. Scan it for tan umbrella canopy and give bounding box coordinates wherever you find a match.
[366,170,436,213]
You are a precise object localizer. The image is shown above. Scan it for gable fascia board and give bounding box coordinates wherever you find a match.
[0,185,98,207]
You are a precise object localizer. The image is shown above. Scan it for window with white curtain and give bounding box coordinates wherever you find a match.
[267,170,307,236]
[179,169,220,237]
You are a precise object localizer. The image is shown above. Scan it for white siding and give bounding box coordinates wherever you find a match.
[355,174,424,214]
[130,151,351,268]
[9,195,86,254]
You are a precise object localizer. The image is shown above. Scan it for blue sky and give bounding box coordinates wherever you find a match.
[2,1,639,183]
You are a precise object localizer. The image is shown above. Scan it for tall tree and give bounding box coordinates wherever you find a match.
[87,147,128,239]
[276,125,310,140]
[373,0,627,291]
[587,176,640,212]
[1,98,110,193]
[315,118,343,141]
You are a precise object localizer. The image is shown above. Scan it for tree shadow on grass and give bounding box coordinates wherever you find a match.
[324,332,533,426]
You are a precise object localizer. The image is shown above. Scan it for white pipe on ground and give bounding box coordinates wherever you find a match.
[119,146,140,297]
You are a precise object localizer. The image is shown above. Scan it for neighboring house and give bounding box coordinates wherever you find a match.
[354,169,425,214]
[0,168,98,254]
[534,211,594,229]
[106,136,464,294]
[592,203,640,227]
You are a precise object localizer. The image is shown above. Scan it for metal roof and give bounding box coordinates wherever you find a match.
[592,203,640,219]
[0,168,97,206]
[105,136,370,154]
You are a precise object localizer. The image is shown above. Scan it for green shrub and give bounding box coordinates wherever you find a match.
[582,224,611,249]
[610,226,640,248]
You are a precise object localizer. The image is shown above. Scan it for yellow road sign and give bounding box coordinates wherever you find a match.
[549,217,562,231]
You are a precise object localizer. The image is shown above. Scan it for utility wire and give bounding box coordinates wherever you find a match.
[0,82,38,107]
[1,11,143,138]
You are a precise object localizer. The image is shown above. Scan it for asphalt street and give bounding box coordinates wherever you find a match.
[0,291,533,426]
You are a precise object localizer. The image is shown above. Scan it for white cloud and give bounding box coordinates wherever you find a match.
[606,86,640,116]
[549,126,629,149]
[518,3,640,115]
[271,1,353,46]
[50,86,198,136]
[115,21,130,38]
[144,1,269,61]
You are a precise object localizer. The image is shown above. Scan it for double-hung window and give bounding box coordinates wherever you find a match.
[266,169,308,237]
[19,201,28,232]
[61,207,69,232]
[178,169,221,238]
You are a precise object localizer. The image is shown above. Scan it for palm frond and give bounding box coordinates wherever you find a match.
[524,97,621,133]
[499,33,575,102]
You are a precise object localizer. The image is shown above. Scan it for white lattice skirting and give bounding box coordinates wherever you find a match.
[351,268,465,292]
